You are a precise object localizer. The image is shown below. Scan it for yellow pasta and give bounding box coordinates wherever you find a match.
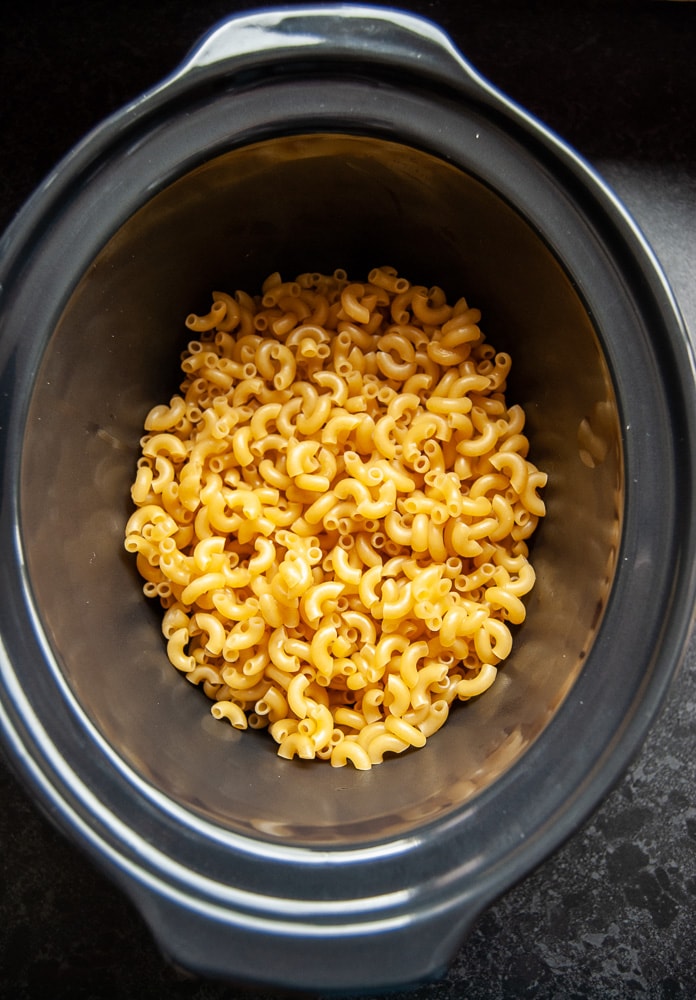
[125,267,547,769]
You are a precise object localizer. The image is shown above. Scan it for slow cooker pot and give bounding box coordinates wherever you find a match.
[1,5,695,992]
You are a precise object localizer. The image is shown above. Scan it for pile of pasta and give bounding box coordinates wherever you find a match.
[125,267,547,769]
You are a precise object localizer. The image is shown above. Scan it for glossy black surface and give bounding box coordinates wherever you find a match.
[1,2,695,998]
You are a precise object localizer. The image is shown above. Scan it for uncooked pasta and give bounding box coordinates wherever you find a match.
[125,267,547,768]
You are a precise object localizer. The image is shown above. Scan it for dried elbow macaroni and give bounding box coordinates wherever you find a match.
[125,267,547,769]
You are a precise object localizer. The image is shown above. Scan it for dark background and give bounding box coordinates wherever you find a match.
[1,2,695,998]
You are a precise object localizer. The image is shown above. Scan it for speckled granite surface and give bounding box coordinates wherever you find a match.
[1,2,695,997]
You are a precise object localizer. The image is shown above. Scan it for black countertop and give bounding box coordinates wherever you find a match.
[1,2,695,997]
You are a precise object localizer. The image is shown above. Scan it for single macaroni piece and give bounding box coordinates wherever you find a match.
[125,266,547,769]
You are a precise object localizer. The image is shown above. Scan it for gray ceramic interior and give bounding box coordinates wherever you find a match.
[19,134,621,844]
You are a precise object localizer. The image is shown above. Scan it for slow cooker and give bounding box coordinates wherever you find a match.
[1,5,694,992]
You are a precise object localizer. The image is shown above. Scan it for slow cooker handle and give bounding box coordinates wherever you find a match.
[173,4,489,97]
[135,888,486,992]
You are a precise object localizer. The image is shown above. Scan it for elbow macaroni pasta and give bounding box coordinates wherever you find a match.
[126,266,547,769]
